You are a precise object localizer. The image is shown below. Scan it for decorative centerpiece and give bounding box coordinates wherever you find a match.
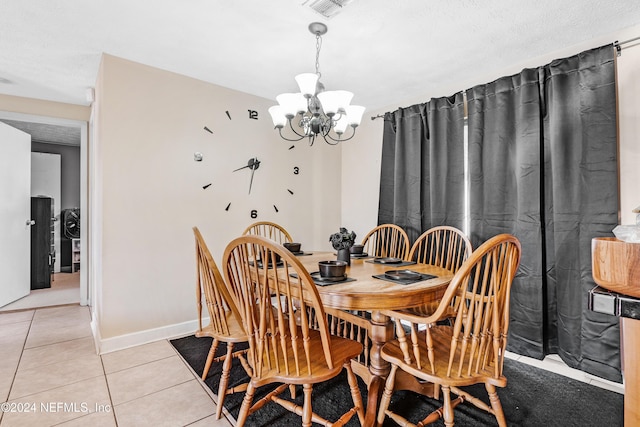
[330,227,356,265]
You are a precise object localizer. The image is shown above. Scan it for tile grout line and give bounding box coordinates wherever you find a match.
[1,310,35,411]
[99,349,119,426]
[168,339,236,426]
[0,307,112,427]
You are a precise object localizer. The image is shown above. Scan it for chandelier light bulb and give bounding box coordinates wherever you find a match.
[317,90,353,117]
[295,73,320,98]
[276,93,307,118]
[333,114,349,135]
[345,105,366,127]
[268,106,287,128]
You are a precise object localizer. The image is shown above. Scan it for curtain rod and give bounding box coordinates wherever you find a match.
[614,36,640,56]
[371,39,638,119]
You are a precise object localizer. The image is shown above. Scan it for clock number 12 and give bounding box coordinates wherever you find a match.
[248,110,258,120]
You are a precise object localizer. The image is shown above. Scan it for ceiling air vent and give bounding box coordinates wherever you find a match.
[302,0,354,19]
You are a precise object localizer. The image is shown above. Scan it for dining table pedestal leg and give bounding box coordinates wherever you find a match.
[364,310,395,426]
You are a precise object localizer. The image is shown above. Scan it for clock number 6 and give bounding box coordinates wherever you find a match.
[293,166,300,175]
[250,210,258,219]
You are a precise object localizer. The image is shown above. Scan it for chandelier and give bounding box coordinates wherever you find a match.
[268,22,365,146]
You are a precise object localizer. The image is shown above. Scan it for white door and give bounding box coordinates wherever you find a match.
[0,122,31,307]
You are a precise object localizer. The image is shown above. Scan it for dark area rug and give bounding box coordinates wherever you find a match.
[170,335,623,426]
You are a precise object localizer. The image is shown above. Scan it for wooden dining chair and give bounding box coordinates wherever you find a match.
[242,221,293,244]
[377,234,521,427]
[409,226,472,269]
[193,227,251,420]
[361,223,410,259]
[406,226,472,318]
[222,235,365,427]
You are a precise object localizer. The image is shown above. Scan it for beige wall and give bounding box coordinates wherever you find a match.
[617,42,640,225]
[344,24,640,239]
[94,55,345,346]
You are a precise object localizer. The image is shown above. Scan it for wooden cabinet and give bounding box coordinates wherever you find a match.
[30,196,53,289]
[591,237,640,427]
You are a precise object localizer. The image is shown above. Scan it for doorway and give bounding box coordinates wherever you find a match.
[0,112,88,311]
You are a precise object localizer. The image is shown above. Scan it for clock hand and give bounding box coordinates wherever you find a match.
[233,163,252,172]
[248,166,255,195]
[233,157,260,172]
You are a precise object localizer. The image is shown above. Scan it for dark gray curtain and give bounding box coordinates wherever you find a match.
[378,94,465,243]
[467,69,546,359]
[541,46,620,381]
[468,45,621,382]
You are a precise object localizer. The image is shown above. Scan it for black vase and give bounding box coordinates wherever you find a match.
[336,248,351,266]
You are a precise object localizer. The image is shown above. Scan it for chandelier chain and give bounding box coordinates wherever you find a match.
[315,33,322,78]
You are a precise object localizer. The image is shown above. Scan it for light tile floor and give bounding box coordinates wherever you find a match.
[0,304,624,427]
[0,305,232,427]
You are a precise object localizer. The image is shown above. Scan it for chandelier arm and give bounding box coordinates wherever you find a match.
[323,127,357,144]
[287,117,308,138]
[276,126,305,142]
[321,134,341,145]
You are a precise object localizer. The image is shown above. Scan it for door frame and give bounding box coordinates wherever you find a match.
[0,111,89,306]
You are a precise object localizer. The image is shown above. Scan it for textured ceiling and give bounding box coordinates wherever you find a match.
[0,119,81,146]
[1,0,640,145]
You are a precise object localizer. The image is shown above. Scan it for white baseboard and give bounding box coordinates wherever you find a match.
[90,311,101,355]
[98,318,201,355]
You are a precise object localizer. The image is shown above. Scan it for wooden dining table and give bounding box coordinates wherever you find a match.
[292,251,454,425]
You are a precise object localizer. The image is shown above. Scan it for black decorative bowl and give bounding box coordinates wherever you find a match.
[283,242,302,253]
[318,260,347,278]
[350,244,365,255]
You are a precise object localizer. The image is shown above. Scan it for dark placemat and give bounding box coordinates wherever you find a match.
[367,258,416,267]
[293,251,313,256]
[290,272,357,287]
[373,271,437,285]
[249,260,284,269]
[350,253,373,259]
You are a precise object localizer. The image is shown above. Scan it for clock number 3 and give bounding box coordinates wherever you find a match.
[293,166,300,175]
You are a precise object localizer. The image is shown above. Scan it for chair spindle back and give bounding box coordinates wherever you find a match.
[361,223,410,259]
[409,226,472,272]
[223,235,334,378]
[242,221,293,244]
